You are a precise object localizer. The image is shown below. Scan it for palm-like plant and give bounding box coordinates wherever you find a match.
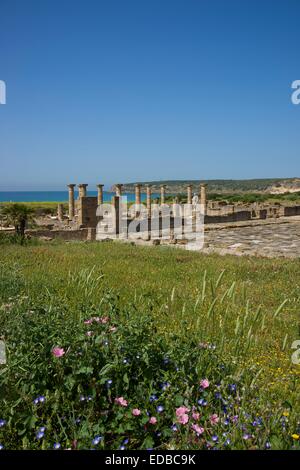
[0,203,35,238]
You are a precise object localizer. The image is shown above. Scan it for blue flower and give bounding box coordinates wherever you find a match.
[171,424,178,432]
[122,438,129,445]
[198,398,207,406]
[106,379,113,388]
[39,396,46,403]
[92,435,102,445]
[224,438,231,446]
[80,395,85,402]
[156,405,164,413]
[53,443,61,449]
[265,442,271,449]
[149,395,158,403]
[36,431,44,439]
[160,382,170,391]
[123,358,128,364]
[212,435,218,442]
[215,392,222,399]
[33,398,39,405]
[243,433,251,440]
[0,420,6,428]
[163,357,170,365]
[119,445,126,450]
[87,396,93,401]
[0,444,4,450]
[39,426,46,432]
[228,384,236,393]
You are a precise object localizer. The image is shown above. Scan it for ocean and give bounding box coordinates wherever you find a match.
[0,191,160,203]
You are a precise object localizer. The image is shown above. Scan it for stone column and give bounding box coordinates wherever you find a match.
[112,196,120,235]
[67,184,76,220]
[135,184,141,205]
[97,184,104,205]
[146,184,152,216]
[160,185,166,204]
[57,203,64,221]
[115,184,123,197]
[78,184,88,198]
[187,185,192,205]
[200,183,207,215]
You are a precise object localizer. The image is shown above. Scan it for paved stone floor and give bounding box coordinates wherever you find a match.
[202,219,300,258]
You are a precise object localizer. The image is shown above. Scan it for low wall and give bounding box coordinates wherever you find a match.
[25,228,96,241]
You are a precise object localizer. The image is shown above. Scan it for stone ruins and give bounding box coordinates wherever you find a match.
[20,182,300,257]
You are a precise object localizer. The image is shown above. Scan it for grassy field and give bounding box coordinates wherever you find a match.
[0,239,299,449]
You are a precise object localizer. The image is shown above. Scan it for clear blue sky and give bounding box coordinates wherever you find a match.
[0,0,299,190]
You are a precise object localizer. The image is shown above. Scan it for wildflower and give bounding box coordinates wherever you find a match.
[149,417,157,425]
[53,443,61,449]
[84,319,93,324]
[132,408,141,416]
[119,445,126,450]
[224,439,231,446]
[215,392,222,399]
[36,431,45,439]
[51,347,65,358]
[106,379,112,388]
[0,420,6,427]
[149,395,158,403]
[156,405,164,413]
[177,414,189,425]
[163,357,170,365]
[283,411,289,417]
[39,396,45,403]
[122,438,129,445]
[192,412,200,421]
[100,316,109,324]
[212,435,218,442]
[79,395,85,402]
[243,433,251,440]
[200,379,209,389]
[231,415,238,423]
[0,444,3,450]
[115,397,128,407]
[228,384,237,393]
[292,434,299,440]
[86,331,93,337]
[265,442,271,449]
[198,398,207,406]
[161,382,171,391]
[191,424,204,435]
[171,424,178,432]
[176,406,189,417]
[92,435,102,445]
[210,414,219,425]
[123,358,128,364]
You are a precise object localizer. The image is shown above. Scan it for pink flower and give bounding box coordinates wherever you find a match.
[192,411,200,420]
[84,319,93,324]
[100,316,109,324]
[177,413,189,425]
[109,326,117,332]
[149,417,157,425]
[200,378,209,389]
[210,413,219,425]
[176,406,189,417]
[52,347,65,357]
[86,331,93,337]
[191,424,204,435]
[114,397,128,407]
[132,408,141,416]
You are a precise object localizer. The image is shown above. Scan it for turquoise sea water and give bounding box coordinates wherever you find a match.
[0,191,160,203]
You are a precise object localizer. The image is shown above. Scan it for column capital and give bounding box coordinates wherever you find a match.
[78,183,88,188]
[96,184,104,188]
[67,183,76,189]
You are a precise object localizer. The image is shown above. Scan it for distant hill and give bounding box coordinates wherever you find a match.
[112,178,300,194]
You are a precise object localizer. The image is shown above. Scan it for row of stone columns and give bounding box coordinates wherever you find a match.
[67,182,208,221]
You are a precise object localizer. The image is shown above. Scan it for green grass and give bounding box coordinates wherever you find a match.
[0,240,299,449]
